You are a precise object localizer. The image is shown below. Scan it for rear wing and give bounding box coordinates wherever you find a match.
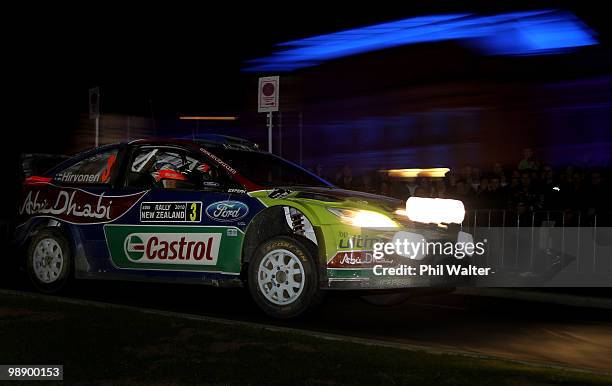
[19,153,69,181]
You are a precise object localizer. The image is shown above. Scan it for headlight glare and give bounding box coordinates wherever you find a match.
[327,208,399,228]
[405,197,465,224]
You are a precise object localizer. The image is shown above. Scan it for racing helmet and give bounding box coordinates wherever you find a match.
[151,161,187,187]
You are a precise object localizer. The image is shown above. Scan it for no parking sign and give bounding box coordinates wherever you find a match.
[258,76,279,112]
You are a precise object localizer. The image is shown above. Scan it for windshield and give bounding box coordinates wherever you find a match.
[207,149,332,188]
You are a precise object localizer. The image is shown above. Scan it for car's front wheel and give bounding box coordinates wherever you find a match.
[26,228,72,293]
[248,236,323,318]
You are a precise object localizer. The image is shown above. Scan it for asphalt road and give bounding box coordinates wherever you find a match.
[2,272,612,373]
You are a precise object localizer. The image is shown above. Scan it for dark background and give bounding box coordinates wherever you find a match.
[6,1,612,214]
[9,1,611,142]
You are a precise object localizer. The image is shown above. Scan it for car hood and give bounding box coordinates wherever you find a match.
[279,186,403,213]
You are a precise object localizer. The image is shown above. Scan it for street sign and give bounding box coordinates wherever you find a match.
[89,87,100,119]
[258,76,279,112]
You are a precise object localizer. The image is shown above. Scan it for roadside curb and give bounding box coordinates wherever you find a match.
[1,288,611,377]
[456,288,612,310]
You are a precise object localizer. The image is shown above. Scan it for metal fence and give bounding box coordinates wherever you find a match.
[460,210,612,284]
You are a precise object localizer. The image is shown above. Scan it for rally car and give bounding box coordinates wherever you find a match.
[15,136,470,318]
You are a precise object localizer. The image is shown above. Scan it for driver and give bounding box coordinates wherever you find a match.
[196,162,219,188]
[151,161,188,189]
[196,162,213,179]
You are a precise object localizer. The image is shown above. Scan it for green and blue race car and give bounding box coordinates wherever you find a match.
[15,135,471,318]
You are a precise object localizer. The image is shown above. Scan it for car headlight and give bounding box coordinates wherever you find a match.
[404,197,465,224]
[327,208,399,228]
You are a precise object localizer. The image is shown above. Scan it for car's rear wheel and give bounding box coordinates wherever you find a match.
[27,229,71,293]
[248,236,323,318]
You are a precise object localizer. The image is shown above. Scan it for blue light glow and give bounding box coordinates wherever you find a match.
[244,10,597,72]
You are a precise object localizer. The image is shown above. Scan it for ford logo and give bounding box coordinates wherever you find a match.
[205,201,249,222]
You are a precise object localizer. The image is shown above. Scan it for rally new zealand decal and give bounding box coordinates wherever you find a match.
[140,202,202,223]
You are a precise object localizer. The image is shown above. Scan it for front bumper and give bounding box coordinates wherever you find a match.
[323,226,476,290]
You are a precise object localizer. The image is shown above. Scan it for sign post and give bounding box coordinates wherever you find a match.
[89,87,100,147]
[267,112,273,153]
[258,76,279,153]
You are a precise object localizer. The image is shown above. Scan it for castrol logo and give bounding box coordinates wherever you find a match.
[123,233,221,265]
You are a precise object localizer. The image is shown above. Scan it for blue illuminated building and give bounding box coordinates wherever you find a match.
[237,9,610,174]
[244,10,597,72]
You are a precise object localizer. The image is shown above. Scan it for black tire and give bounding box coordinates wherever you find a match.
[248,235,323,318]
[26,228,72,293]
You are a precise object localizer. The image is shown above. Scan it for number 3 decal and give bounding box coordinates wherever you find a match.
[190,203,197,221]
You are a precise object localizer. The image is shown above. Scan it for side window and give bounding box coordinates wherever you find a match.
[187,153,241,190]
[54,148,118,185]
[126,147,240,190]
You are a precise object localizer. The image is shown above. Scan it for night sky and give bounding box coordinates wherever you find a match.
[8,1,610,154]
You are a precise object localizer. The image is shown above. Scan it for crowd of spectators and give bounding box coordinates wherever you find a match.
[313,148,611,218]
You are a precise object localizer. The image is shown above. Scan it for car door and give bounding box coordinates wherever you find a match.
[103,145,246,280]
